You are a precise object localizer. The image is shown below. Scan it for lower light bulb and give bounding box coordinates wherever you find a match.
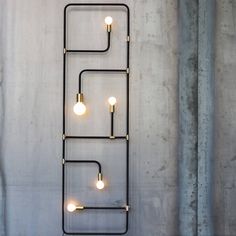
[67,203,77,212]
[96,180,105,190]
[73,102,86,116]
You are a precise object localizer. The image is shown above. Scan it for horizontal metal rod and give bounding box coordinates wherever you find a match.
[80,69,127,73]
[66,32,110,53]
[65,160,102,173]
[64,3,130,11]
[63,230,127,236]
[79,69,127,93]
[65,136,126,139]
[83,206,126,210]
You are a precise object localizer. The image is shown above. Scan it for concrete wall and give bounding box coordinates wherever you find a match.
[0,0,178,235]
[1,0,236,235]
[214,1,236,236]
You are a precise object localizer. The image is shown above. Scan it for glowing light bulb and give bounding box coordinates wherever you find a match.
[73,102,86,116]
[108,97,117,106]
[96,180,105,190]
[105,16,113,25]
[67,203,76,212]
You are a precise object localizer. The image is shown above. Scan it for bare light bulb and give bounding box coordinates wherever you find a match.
[73,102,86,116]
[105,16,113,25]
[67,203,76,212]
[108,97,117,106]
[96,180,105,190]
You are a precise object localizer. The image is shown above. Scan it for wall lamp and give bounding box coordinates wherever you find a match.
[64,159,104,190]
[62,3,130,235]
[67,203,129,213]
[73,94,117,138]
[73,17,114,116]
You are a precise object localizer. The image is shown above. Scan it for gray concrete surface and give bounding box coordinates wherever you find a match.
[1,0,235,235]
[198,0,215,235]
[0,0,178,235]
[214,1,236,236]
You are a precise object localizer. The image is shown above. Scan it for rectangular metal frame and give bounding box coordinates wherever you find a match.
[62,3,130,235]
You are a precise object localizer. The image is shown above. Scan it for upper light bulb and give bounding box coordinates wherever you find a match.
[67,203,76,212]
[73,102,86,116]
[108,97,117,106]
[96,180,105,190]
[105,16,113,25]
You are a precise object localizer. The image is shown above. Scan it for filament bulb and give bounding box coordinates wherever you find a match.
[105,16,113,25]
[108,97,117,106]
[67,203,76,212]
[73,102,86,116]
[96,180,105,190]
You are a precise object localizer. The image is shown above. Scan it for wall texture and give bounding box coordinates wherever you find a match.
[214,1,236,236]
[0,0,178,235]
[1,0,236,236]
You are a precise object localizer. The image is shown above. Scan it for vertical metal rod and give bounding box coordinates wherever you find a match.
[62,4,66,233]
[178,0,198,235]
[197,0,215,235]
[111,111,114,137]
[125,5,130,232]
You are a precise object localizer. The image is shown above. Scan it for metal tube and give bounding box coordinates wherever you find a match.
[65,135,126,139]
[62,4,67,233]
[63,231,128,235]
[84,206,126,210]
[78,69,127,93]
[65,160,102,173]
[66,31,111,53]
[110,109,114,137]
[62,3,130,235]
[125,6,130,233]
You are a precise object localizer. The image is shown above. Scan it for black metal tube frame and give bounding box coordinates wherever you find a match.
[65,160,102,173]
[67,32,110,53]
[65,135,126,139]
[62,3,130,235]
[83,206,126,210]
[111,110,114,137]
[78,69,127,93]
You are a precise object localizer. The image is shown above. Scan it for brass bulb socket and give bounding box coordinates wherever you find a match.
[110,105,115,113]
[76,93,84,103]
[107,25,111,32]
[98,173,103,181]
[125,205,130,212]
[76,206,84,210]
